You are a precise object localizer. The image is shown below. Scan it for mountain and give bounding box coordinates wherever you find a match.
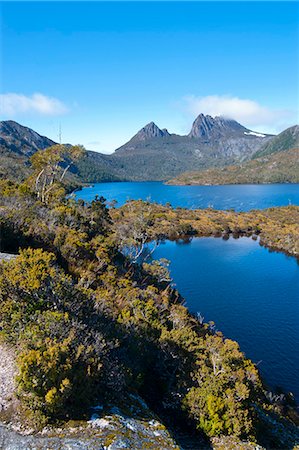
[0,121,57,182]
[0,120,55,156]
[167,148,299,185]
[74,150,125,182]
[121,121,170,145]
[0,121,121,184]
[0,116,277,183]
[188,114,248,138]
[111,115,273,180]
[253,125,299,158]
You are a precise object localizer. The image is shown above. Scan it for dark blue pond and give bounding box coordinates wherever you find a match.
[75,181,299,211]
[152,237,299,401]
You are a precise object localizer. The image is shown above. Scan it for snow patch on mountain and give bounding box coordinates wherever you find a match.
[244,131,266,138]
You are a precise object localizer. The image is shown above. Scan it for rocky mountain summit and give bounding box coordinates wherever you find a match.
[188,113,248,139]
[125,121,171,144]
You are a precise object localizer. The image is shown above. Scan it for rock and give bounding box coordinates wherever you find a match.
[88,418,113,430]
[107,438,131,449]
[0,344,18,416]
[0,253,16,263]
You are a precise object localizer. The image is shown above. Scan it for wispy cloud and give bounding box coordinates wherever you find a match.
[0,93,69,116]
[182,95,295,132]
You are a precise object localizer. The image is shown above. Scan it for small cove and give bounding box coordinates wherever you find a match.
[152,236,299,401]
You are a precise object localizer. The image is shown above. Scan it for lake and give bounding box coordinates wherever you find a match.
[153,237,299,401]
[76,182,299,400]
[75,181,299,211]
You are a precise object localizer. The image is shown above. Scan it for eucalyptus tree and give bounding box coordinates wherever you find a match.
[31,144,85,203]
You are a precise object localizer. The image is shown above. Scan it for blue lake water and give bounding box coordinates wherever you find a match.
[152,237,299,401]
[76,182,299,400]
[75,181,299,211]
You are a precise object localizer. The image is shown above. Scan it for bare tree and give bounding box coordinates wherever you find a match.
[116,201,160,263]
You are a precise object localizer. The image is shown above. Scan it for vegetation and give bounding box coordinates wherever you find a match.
[0,178,298,447]
[0,150,31,182]
[253,125,299,158]
[112,200,299,258]
[167,148,299,185]
[30,144,85,203]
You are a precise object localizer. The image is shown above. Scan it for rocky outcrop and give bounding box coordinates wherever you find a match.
[0,395,180,449]
[0,253,17,263]
[0,348,179,449]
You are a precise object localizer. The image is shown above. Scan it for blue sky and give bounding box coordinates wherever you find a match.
[1,1,298,153]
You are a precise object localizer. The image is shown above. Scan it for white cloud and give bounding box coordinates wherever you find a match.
[0,93,69,116]
[182,95,295,132]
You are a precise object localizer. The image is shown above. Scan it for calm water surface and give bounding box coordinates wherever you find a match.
[153,237,299,401]
[76,181,299,211]
[76,182,299,400]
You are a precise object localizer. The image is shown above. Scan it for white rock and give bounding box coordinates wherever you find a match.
[125,421,136,432]
[149,420,160,428]
[88,418,112,429]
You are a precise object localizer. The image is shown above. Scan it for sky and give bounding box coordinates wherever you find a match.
[1,1,298,153]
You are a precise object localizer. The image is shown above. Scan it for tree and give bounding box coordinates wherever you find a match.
[30,144,85,203]
[182,335,261,438]
[115,201,160,262]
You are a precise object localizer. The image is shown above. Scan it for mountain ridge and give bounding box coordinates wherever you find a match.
[111,114,273,179]
[253,125,299,158]
[0,115,282,183]
[0,120,55,156]
[167,147,299,185]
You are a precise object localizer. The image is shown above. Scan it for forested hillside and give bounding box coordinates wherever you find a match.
[168,148,299,185]
[253,125,299,158]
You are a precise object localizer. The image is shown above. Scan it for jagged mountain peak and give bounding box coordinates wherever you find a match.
[130,122,170,143]
[188,113,247,138]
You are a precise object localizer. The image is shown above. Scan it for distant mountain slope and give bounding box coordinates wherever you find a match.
[0,120,55,156]
[0,121,120,183]
[0,121,57,182]
[253,125,299,158]
[167,148,299,185]
[0,116,275,183]
[0,152,31,182]
[75,150,124,182]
